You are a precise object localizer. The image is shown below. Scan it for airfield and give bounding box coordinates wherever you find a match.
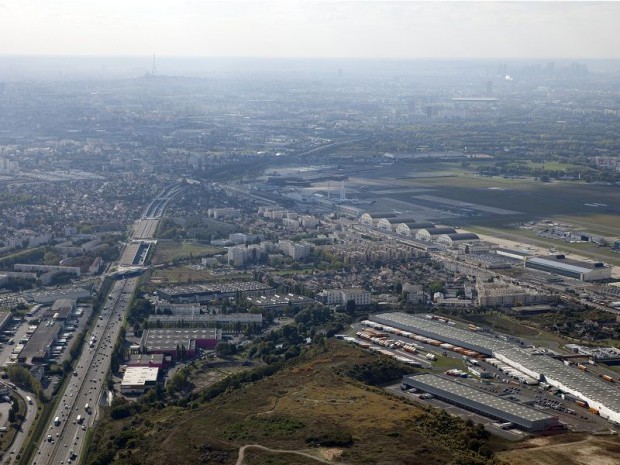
[301,159,620,267]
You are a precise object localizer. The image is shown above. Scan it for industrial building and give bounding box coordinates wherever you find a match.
[415,227,457,242]
[495,247,532,262]
[403,374,561,432]
[476,282,556,307]
[524,255,612,281]
[141,328,220,359]
[246,294,316,312]
[44,299,75,323]
[436,233,480,247]
[372,312,620,425]
[318,288,371,306]
[24,286,92,304]
[0,310,12,332]
[147,312,263,330]
[127,353,165,368]
[121,366,159,394]
[359,212,397,227]
[17,321,64,366]
[157,281,274,303]
[395,221,435,237]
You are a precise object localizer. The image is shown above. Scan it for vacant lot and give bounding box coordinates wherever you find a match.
[498,434,620,465]
[86,341,500,465]
[151,240,224,265]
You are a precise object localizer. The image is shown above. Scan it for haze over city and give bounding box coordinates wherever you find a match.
[1,2,620,465]
[1,1,619,59]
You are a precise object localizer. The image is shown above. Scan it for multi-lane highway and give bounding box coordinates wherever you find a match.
[31,278,138,465]
[26,182,184,465]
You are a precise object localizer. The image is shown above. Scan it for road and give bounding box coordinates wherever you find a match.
[2,387,39,464]
[29,182,182,465]
[31,278,138,465]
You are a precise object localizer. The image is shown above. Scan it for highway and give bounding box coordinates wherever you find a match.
[28,182,184,465]
[31,278,138,465]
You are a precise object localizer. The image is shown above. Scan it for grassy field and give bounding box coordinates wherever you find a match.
[460,314,539,338]
[151,241,224,265]
[466,225,620,267]
[352,166,620,227]
[86,341,501,465]
[553,214,620,237]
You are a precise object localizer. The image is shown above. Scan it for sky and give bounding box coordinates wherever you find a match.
[0,1,619,59]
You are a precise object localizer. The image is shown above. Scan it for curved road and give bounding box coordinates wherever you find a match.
[235,444,347,465]
[3,387,38,464]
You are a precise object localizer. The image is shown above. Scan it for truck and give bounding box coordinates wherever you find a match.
[26,396,32,404]
[85,403,90,412]
[76,415,83,424]
[425,353,436,361]
[54,416,61,426]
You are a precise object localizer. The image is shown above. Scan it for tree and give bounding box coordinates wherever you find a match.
[345,299,357,315]
[8,400,17,423]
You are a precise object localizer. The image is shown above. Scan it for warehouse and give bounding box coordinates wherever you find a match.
[157,281,274,303]
[17,321,64,366]
[121,366,159,394]
[359,212,397,227]
[436,233,480,247]
[127,353,165,368]
[371,312,510,356]
[147,312,263,330]
[403,374,561,432]
[395,221,436,237]
[524,255,612,282]
[373,312,620,425]
[415,227,457,242]
[246,294,316,312]
[45,299,75,323]
[141,328,220,359]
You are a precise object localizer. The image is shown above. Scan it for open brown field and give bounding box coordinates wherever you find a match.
[498,433,620,465]
[85,341,500,465]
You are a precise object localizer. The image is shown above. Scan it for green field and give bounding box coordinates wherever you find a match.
[151,241,224,265]
[350,164,620,264]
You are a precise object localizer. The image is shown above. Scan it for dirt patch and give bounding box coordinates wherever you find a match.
[320,448,343,461]
[499,435,620,465]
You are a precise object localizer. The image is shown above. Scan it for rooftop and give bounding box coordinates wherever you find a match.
[406,373,554,422]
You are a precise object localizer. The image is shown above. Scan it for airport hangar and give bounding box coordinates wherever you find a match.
[371,312,620,426]
[403,373,560,432]
[524,255,612,282]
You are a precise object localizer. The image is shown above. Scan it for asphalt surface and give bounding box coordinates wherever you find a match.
[2,387,39,464]
[31,277,138,465]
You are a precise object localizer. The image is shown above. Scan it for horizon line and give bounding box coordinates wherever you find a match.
[0,54,618,62]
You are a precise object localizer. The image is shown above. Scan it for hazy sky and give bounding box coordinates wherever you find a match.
[1,1,619,59]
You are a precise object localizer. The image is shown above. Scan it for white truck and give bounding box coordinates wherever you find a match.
[76,415,83,424]
[54,416,61,426]
[26,396,33,404]
[425,353,437,361]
